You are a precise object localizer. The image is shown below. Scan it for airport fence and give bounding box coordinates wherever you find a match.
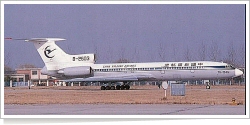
[4,82,29,87]
[4,78,245,87]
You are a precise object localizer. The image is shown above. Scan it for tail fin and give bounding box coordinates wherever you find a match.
[25,38,95,70]
[26,38,67,70]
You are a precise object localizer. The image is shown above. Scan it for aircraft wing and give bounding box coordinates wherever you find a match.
[62,74,155,82]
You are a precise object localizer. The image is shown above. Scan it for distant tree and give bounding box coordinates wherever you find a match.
[119,46,126,61]
[209,41,220,61]
[238,44,245,67]
[4,65,13,74]
[148,51,155,62]
[198,41,206,61]
[132,45,140,63]
[4,65,12,72]
[4,65,13,82]
[224,42,237,67]
[158,42,166,61]
[4,75,12,82]
[172,43,178,61]
[18,64,37,69]
[106,45,113,63]
[184,46,192,61]
[4,51,11,67]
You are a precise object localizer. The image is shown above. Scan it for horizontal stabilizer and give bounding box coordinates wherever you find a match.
[25,38,66,42]
[5,38,65,42]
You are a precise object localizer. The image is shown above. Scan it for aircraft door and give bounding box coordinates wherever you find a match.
[190,70,195,78]
[160,69,166,79]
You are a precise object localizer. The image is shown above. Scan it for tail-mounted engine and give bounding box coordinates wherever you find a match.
[58,66,93,78]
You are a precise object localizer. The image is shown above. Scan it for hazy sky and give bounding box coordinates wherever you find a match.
[4,3,246,69]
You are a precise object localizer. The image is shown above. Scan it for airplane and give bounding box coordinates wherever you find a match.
[6,38,244,90]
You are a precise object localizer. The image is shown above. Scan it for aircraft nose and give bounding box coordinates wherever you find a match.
[235,69,243,77]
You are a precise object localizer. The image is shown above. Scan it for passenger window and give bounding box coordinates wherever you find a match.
[198,63,203,65]
[191,63,196,66]
[171,63,176,67]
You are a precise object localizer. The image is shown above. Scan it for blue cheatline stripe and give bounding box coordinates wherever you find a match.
[205,66,226,69]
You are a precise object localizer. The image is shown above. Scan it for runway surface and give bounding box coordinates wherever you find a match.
[4,104,245,116]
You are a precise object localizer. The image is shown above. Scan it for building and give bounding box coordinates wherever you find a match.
[5,68,54,86]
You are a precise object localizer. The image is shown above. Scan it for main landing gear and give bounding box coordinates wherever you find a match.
[101,82,130,90]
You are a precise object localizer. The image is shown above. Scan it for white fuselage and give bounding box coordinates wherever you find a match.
[87,61,240,81]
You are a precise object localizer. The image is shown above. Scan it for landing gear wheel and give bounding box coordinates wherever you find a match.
[116,85,121,90]
[125,85,130,90]
[101,86,106,90]
[120,85,125,90]
[106,86,111,90]
[111,86,115,90]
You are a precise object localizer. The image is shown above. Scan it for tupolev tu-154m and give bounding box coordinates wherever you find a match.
[6,38,244,90]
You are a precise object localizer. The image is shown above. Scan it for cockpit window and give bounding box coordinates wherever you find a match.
[230,65,235,69]
[226,65,235,69]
